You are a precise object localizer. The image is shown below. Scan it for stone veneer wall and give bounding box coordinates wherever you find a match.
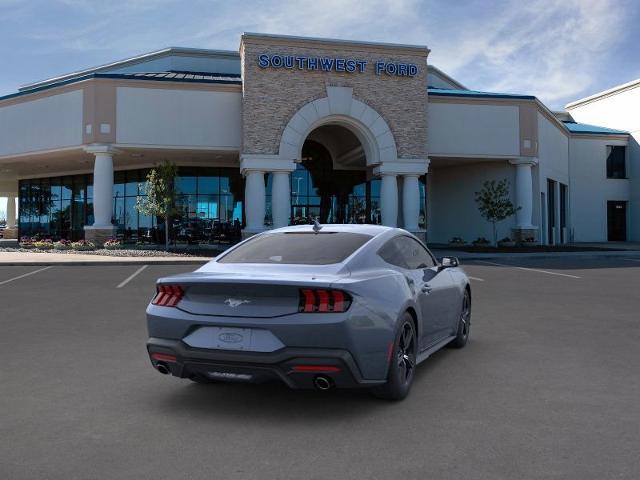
[241,36,429,160]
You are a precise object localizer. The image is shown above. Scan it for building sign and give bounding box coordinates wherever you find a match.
[257,53,418,77]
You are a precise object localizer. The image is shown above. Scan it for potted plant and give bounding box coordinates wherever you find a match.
[53,239,72,250]
[448,237,467,247]
[71,240,96,251]
[103,238,122,250]
[497,236,516,247]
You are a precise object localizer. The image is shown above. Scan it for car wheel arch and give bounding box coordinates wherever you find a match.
[404,306,419,345]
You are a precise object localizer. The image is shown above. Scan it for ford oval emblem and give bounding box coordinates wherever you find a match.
[218,332,243,343]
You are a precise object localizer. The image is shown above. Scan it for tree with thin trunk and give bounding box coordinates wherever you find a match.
[474,179,520,246]
[136,161,178,251]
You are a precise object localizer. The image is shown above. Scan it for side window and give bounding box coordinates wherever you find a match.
[378,236,436,270]
[378,238,409,269]
[396,236,436,269]
[606,146,626,179]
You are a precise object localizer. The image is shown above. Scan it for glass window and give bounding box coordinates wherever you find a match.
[379,236,435,270]
[218,232,372,265]
[606,146,626,179]
[87,175,94,200]
[17,167,244,245]
[419,175,427,230]
[176,175,197,194]
[125,171,139,196]
[73,176,86,201]
[378,237,408,269]
[113,171,125,198]
[61,177,73,200]
[125,197,139,235]
[198,175,219,195]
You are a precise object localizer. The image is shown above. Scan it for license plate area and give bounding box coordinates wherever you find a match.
[182,326,285,352]
[212,326,251,350]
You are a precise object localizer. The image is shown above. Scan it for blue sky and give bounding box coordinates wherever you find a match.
[1,0,639,108]
[1,0,639,218]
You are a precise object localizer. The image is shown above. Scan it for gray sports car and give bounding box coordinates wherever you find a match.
[146,224,471,400]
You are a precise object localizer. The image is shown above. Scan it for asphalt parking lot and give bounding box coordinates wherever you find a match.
[1,257,639,479]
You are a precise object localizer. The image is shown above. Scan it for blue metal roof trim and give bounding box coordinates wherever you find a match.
[562,121,628,135]
[428,87,536,100]
[0,72,242,102]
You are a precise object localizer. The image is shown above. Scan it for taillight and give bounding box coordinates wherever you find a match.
[152,284,184,307]
[299,289,352,313]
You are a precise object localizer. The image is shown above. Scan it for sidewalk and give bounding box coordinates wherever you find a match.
[0,251,212,266]
[430,248,640,261]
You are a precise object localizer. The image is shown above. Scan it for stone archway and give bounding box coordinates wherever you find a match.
[278,86,398,166]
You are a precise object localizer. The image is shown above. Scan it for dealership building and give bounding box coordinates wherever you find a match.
[0,33,637,246]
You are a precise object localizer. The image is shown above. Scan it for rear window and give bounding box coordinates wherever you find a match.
[218,232,372,265]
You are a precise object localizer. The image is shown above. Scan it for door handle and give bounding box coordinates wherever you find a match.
[421,284,433,294]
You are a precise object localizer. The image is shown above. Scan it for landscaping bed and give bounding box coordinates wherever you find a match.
[0,247,201,257]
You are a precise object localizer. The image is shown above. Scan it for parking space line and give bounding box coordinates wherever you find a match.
[624,258,640,263]
[117,265,148,289]
[0,266,52,286]
[468,276,485,282]
[476,260,581,279]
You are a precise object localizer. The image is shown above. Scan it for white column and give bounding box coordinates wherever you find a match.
[91,151,115,227]
[244,170,266,232]
[6,195,16,229]
[271,171,290,229]
[402,175,420,231]
[510,158,537,229]
[380,173,398,228]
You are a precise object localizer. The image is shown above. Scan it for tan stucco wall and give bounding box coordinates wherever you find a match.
[240,35,429,160]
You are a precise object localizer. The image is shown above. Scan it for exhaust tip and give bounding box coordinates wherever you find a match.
[156,363,170,375]
[314,375,333,391]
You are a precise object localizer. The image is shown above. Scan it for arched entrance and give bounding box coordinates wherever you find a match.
[287,124,382,225]
[242,86,428,236]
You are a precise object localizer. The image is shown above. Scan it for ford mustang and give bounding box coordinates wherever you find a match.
[146,224,471,400]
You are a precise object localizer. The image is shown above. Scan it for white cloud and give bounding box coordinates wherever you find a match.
[3,0,635,109]
[183,0,632,107]
[424,0,631,107]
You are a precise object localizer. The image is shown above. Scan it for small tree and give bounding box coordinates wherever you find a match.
[136,161,178,251]
[474,179,520,246]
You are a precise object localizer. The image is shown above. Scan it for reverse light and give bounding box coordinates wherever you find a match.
[152,285,184,307]
[299,289,352,313]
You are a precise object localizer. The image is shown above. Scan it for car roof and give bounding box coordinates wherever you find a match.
[268,224,395,236]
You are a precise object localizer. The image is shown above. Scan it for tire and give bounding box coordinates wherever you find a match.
[448,288,471,349]
[371,313,417,401]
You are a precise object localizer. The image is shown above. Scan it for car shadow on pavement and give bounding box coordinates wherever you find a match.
[149,348,454,424]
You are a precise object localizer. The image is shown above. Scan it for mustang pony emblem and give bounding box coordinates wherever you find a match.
[224,298,251,308]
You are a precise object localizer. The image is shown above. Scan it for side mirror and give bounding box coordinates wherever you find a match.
[440,256,459,269]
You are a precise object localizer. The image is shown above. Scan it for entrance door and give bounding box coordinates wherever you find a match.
[607,201,627,241]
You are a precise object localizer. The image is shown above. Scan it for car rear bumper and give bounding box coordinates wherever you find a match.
[147,337,386,389]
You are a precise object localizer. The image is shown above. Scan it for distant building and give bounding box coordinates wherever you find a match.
[0,33,635,245]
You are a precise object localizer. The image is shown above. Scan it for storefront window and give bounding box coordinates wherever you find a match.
[18,167,244,245]
[419,175,427,230]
